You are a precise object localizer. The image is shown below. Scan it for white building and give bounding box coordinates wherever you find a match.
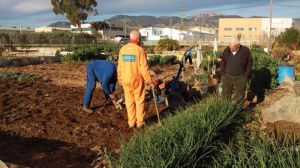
[261,18,293,38]
[71,23,125,39]
[139,27,183,41]
[139,27,215,41]
[71,23,93,34]
[35,26,70,33]
[0,25,34,32]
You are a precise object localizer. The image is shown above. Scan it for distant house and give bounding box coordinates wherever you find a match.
[71,23,125,39]
[0,25,34,32]
[188,26,218,35]
[139,27,215,41]
[71,23,93,34]
[35,26,70,33]
[218,18,293,42]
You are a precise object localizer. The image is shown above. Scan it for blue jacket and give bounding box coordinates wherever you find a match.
[89,60,117,95]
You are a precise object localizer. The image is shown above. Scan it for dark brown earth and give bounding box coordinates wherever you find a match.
[265,120,300,140]
[0,63,175,168]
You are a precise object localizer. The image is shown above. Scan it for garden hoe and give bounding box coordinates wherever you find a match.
[98,98,112,114]
[151,87,161,125]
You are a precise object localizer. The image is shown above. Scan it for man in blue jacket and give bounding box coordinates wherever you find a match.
[82,60,117,114]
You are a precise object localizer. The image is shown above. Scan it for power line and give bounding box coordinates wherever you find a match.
[187,3,269,15]
[275,4,300,8]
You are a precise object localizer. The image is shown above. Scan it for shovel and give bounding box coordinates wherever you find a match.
[151,87,161,124]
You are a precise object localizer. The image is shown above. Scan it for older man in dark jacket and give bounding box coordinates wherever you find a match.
[221,39,253,104]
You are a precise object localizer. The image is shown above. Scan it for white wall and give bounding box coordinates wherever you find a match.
[261,18,293,37]
[140,27,187,41]
[140,27,215,41]
[71,23,93,34]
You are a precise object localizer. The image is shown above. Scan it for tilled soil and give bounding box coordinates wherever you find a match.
[0,78,167,167]
[0,62,87,87]
[0,62,189,167]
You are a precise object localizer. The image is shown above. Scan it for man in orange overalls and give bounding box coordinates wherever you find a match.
[118,30,152,128]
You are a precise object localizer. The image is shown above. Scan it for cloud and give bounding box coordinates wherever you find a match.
[12,0,51,14]
[0,0,298,26]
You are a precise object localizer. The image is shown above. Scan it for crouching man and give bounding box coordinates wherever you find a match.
[82,60,117,114]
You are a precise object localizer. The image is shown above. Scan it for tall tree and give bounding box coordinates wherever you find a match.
[51,0,98,33]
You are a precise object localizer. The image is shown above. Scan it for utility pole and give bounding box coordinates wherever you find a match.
[199,12,202,41]
[269,0,273,51]
[124,7,127,38]
[180,6,185,31]
[169,17,173,39]
[179,5,185,42]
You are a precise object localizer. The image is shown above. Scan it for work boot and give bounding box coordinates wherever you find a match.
[129,125,135,129]
[82,106,94,115]
[136,124,145,129]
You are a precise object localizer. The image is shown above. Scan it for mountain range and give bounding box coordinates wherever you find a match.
[48,13,300,30]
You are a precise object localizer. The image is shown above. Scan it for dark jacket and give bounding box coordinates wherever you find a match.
[220,45,253,78]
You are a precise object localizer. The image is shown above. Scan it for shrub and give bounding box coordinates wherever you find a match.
[249,48,280,99]
[148,55,162,66]
[114,98,242,168]
[160,55,177,65]
[276,28,300,50]
[157,39,180,51]
[148,55,177,66]
[0,30,96,45]
[272,46,289,60]
[63,44,121,62]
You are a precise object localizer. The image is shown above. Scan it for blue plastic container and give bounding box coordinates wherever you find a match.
[277,66,295,84]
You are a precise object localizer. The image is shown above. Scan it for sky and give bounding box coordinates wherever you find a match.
[0,0,300,27]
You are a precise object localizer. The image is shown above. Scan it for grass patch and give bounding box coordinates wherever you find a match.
[0,72,39,82]
[213,135,300,168]
[114,97,242,168]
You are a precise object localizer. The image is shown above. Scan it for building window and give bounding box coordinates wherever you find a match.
[236,27,244,31]
[224,28,232,31]
[249,27,257,31]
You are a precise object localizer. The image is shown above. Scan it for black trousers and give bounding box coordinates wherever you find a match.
[222,73,247,104]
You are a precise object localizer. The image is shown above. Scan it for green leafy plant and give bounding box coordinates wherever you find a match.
[114,98,242,168]
[249,48,280,99]
[156,39,180,52]
[213,133,300,168]
[63,44,121,62]
[275,28,300,50]
[188,72,210,85]
[295,75,300,81]
[148,55,177,66]
[200,51,222,71]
